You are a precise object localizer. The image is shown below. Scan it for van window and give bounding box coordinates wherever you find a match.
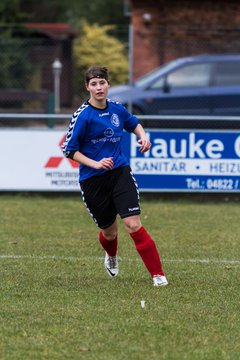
[150,63,211,89]
[166,63,212,88]
[213,61,240,86]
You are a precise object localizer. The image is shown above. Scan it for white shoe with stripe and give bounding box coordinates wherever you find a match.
[153,275,168,286]
[104,253,119,277]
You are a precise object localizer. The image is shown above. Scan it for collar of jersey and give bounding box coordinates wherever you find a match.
[86,99,109,111]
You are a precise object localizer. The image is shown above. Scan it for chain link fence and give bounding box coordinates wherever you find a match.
[145,26,240,66]
[122,25,240,123]
[1,25,240,128]
[0,33,74,114]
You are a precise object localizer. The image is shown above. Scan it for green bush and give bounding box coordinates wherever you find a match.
[74,21,128,99]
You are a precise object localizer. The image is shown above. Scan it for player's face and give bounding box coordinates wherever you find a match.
[86,78,110,102]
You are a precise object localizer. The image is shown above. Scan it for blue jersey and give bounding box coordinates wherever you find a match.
[62,99,139,181]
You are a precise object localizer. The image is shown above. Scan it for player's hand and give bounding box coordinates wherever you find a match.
[95,157,114,170]
[138,138,151,153]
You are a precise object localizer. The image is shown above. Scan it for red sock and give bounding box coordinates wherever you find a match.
[99,231,118,256]
[130,226,164,277]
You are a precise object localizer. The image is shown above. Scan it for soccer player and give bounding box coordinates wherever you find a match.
[62,66,168,286]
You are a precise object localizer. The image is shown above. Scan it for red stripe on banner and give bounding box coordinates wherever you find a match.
[45,157,63,168]
[68,159,79,168]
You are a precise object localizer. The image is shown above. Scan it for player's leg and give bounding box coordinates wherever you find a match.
[80,172,119,277]
[123,215,165,278]
[113,166,168,286]
[100,220,119,277]
[100,220,118,258]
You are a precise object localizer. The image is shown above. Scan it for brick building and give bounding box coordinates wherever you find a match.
[130,0,240,80]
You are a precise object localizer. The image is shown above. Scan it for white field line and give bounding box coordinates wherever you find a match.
[0,254,239,265]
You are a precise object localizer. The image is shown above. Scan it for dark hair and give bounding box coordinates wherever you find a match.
[85,66,109,84]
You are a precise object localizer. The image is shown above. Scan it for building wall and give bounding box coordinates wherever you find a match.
[131,0,240,79]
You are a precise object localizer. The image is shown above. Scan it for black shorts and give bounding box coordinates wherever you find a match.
[80,166,141,229]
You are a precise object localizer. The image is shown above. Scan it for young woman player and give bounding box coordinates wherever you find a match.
[62,66,168,286]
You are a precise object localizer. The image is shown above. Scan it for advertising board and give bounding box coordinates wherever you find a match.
[0,129,79,191]
[125,130,240,192]
[0,128,239,192]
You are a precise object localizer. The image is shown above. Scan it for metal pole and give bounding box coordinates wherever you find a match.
[128,23,133,113]
[54,72,60,113]
[52,59,62,114]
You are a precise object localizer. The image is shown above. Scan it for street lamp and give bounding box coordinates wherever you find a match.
[52,59,62,113]
[143,12,152,26]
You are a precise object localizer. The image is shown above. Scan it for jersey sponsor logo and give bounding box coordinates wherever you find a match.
[111,113,120,127]
[104,128,114,137]
[128,207,140,211]
[99,112,110,117]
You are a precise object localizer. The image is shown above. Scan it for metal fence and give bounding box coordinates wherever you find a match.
[0,35,74,113]
[0,113,240,130]
[1,26,240,115]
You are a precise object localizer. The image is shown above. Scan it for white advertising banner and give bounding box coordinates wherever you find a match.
[0,129,79,191]
[1,128,240,192]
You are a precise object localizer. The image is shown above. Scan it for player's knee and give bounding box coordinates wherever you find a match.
[123,216,142,234]
[102,230,117,241]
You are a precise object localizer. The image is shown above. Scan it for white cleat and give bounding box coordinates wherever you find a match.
[153,275,168,287]
[104,253,119,277]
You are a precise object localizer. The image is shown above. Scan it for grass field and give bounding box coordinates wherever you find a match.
[0,194,239,360]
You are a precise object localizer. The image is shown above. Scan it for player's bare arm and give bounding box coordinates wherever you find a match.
[73,150,114,170]
[133,123,151,153]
